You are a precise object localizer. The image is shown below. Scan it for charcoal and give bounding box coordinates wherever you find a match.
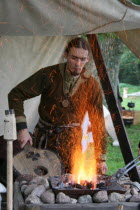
[86,182,94,189]
[97,182,107,190]
[72,183,86,189]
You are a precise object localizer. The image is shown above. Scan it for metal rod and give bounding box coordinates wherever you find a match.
[123,161,140,177]
[123,155,140,170]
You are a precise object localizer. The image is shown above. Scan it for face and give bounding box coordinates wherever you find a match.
[64,47,89,76]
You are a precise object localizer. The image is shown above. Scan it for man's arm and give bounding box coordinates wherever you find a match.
[8,68,50,147]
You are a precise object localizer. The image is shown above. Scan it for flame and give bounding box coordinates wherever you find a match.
[71,112,97,188]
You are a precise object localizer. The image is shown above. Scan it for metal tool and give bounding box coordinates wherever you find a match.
[111,155,140,182]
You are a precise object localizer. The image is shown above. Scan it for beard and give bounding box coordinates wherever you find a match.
[70,71,80,76]
[66,63,82,76]
[70,67,82,76]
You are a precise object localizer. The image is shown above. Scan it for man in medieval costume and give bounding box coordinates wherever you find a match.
[8,37,108,174]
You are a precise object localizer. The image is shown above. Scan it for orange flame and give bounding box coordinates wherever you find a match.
[71,112,97,188]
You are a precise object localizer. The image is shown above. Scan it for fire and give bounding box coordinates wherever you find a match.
[71,112,97,188]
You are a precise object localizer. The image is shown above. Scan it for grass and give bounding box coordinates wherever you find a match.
[106,122,140,176]
[120,83,140,110]
[106,83,140,175]
[120,83,140,94]
[121,97,140,111]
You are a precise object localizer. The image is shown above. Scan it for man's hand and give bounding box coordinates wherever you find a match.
[98,161,108,174]
[17,129,33,148]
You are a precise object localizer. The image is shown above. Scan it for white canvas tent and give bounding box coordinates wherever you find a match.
[0,0,140,136]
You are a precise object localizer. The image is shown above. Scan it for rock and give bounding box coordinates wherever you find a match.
[129,193,140,202]
[20,185,27,193]
[70,198,77,204]
[19,180,28,187]
[41,190,55,204]
[125,194,132,202]
[24,184,37,196]
[31,185,46,197]
[29,176,43,184]
[56,192,71,204]
[130,187,139,195]
[78,195,92,203]
[108,192,125,202]
[125,188,131,195]
[93,191,108,203]
[40,178,50,190]
[122,184,131,191]
[25,194,42,204]
[131,182,140,191]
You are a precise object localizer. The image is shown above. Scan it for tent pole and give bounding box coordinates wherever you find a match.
[4,109,17,210]
[87,34,140,182]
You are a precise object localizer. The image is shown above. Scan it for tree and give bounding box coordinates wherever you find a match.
[119,46,140,85]
[130,0,140,5]
[98,33,123,97]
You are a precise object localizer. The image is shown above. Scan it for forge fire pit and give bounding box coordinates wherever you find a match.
[13,172,140,210]
[49,174,126,199]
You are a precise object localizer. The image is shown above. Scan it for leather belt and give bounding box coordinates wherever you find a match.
[38,118,80,130]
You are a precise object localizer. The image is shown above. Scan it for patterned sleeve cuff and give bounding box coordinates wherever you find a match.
[16,122,27,131]
[16,116,27,123]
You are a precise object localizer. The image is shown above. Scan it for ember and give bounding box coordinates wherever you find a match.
[49,174,126,199]
[56,180,95,190]
[50,174,109,191]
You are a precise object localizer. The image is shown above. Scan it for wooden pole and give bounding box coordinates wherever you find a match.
[4,109,17,210]
[7,141,13,210]
[87,34,140,182]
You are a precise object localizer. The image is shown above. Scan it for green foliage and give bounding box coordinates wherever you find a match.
[119,46,140,85]
[98,33,118,42]
[130,0,140,5]
[107,123,140,175]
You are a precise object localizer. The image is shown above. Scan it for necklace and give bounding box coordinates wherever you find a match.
[62,68,80,107]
